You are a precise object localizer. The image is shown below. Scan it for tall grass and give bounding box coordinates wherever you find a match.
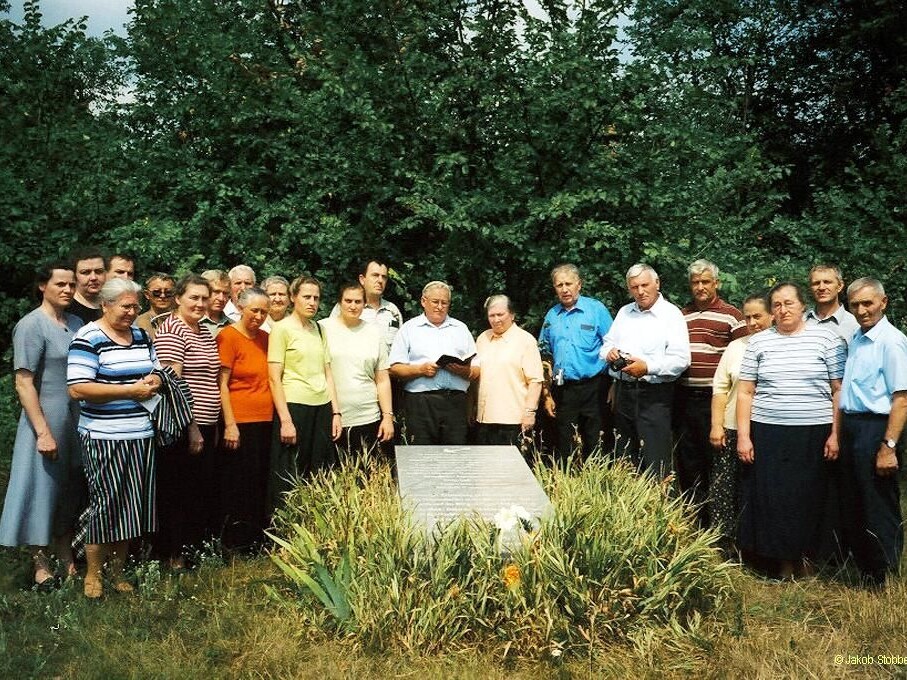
[268,453,733,659]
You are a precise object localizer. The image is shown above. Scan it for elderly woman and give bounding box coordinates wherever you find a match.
[736,282,847,579]
[474,294,544,447]
[217,287,272,551]
[135,272,176,339]
[261,275,291,331]
[268,276,341,512]
[708,294,772,557]
[319,282,393,454]
[0,262,83,590]
[154,274,221,569]
[67,277,160,597]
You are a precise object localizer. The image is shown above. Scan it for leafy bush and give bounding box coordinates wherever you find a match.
[0,374,18,490]
[268,454,733,659]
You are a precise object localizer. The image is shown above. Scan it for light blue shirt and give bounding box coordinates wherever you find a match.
[805,305,859,347]
[600,294,690,383]
[538,295,612,381]
[840,316,907,414]
[388,313,477,393]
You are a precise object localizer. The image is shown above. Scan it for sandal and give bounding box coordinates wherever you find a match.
[113,580,134,594]
[33,574,59,593]
[84,576,103,599]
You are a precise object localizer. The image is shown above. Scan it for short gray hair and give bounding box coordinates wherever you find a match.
[484,294,513,313]
[550,263,580,283]
[809,263,843,285]
[688,259,719,279]
[201,269,229,286]
[847,277,885,298]
[237,286,270,309]
[626,263,658,283]
[229,264,256,284]
[99,277,142,304]
[421,280,452,297]
[261,275,289,291]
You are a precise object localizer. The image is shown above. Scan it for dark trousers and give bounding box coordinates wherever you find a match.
[156,423,219,560]
[268,402,336,514]
[338,420,393,459]
[613,379,675,478]
[475,423,523,448]
[674,387,714,527]
[404,390,467,445]
[219,421,271,552]
[839,413,903,576]
[552,375,603,462]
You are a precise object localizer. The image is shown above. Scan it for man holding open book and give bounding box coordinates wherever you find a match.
[389,281,478,445]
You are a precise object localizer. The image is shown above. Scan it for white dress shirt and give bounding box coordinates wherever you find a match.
[599,293,690,383]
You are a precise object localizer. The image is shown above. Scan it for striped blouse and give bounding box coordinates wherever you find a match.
[67,323,156,440]
[739,325,847,426]
[154,314,221,426]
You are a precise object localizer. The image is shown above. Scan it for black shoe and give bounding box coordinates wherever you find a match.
[33,575,60,593]
[862,570,886,590]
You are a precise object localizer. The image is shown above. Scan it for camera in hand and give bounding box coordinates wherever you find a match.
[609,350,632,372]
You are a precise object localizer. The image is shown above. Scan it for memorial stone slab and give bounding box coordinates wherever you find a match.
[396,445,552,542]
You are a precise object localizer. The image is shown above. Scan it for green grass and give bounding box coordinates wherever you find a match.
[0,366,905,677]
[1,548,904,678]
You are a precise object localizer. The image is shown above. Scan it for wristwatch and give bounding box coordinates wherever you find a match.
[883,438,897,449]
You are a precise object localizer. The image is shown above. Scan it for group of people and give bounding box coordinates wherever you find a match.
[0,252,404,597]
[0,249,903,599]
[540,260,904,587]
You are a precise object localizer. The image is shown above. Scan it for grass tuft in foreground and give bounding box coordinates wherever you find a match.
[268,453,733,659]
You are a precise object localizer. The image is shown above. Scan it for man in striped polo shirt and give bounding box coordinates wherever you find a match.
[676,259,746,527]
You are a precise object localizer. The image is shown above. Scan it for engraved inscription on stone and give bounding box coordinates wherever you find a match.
[396,445,552,533]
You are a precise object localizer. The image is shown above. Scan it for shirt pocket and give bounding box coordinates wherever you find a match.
[577,323,601,353]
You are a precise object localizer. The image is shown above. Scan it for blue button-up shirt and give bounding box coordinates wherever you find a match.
[388,313,477,393]
[840,316,907,414]
[538,295,613,382]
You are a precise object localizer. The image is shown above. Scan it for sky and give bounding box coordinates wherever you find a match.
[3,1,554,38]
[3,0,133,36]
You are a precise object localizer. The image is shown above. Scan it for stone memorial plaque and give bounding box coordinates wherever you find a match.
[396,445,552,537]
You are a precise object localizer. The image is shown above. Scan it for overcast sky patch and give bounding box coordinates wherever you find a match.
[3,0,132,36]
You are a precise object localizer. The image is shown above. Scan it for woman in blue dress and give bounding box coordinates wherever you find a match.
[0,261,84,589]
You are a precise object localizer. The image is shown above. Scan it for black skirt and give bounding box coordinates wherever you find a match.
[738,421,832,561]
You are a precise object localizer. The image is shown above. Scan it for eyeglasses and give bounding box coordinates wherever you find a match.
[149,289,175,298]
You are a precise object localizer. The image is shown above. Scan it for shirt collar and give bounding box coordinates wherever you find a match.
[366,297,390,312]
[416,313,453,329]
[683,296,725,314]
[201,314,231,327]
[806,304,845,325]
[631,293,667,315]
[487,323,518,341]
[555,295,591,315]
[859,315,890,342]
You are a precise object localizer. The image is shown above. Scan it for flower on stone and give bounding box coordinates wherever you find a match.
[494,506,516,532]
[502,563,521,589]
[494,505,533,533]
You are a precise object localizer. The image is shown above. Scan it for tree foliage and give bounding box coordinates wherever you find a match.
[1,0,905,350]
